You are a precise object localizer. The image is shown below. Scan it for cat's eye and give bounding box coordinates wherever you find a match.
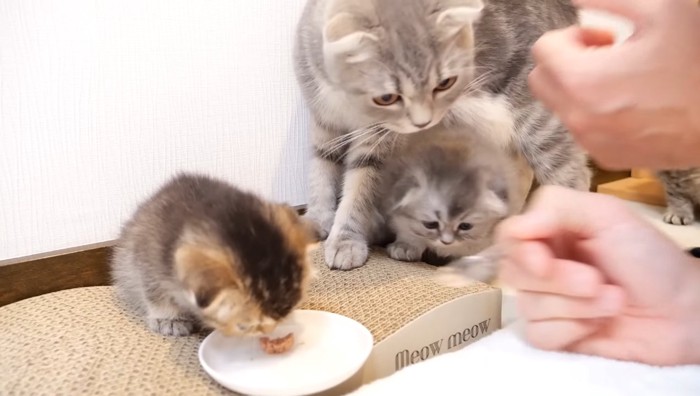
[434,77,457,92]
[373,93,401,106]
[422,221,440,230]
[458,222,473,231]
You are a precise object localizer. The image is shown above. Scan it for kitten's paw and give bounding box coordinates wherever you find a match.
[458,262,498,284]
[663,210,695,225]
[324,238,369,270]
[303,210,335,240]
[387,242,423,262]
[434,257,498,287]
[147,317,196,336]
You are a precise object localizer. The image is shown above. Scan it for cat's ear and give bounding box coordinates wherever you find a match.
[323,12,378,66]
[389,169,428,211]
[272,203,321,247]
[174,240,242,309]
[435,1,484,48]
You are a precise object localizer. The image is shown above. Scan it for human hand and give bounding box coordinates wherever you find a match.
[528,0,700,170]
[496,186,700,366]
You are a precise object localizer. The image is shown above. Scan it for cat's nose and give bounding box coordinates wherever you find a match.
[408,103,433,128]
[440,235,454,245]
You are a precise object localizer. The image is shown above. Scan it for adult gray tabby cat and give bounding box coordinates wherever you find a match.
[657,169,700,225]
[293,0,591,270]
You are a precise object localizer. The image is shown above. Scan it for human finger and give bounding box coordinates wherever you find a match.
[517,285,626,321]
[573,0,657,23]
[532,25,616,67]
[495,186,627,242]
[527,66,568,115]
[531,26,584,66]
[523,318,601,351]
[500,245,605,298]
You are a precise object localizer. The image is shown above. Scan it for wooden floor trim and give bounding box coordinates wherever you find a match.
[0,246,114,307]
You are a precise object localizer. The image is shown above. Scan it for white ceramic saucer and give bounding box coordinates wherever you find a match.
[198,310,373,396]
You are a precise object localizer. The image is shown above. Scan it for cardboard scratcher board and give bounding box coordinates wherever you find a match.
[0,246,501,395]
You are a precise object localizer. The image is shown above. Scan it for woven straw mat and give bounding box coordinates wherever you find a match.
[0,246,495,395]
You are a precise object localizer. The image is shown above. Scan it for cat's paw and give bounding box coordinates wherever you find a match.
[435,257,498,286]
[457,262,498,284]
[147,317,196,336]
[387,242,423,262]
[324,237,369,270]
[303,210,335,240]
[663,210,695,226]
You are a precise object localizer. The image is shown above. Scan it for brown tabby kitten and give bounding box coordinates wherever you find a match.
[657,169,700,225]
[110,173,317,337]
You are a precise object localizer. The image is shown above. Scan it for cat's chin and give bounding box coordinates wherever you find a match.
[391,126,430,135]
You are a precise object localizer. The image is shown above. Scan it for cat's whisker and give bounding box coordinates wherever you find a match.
[360,128,393,163]
[323,129,372,154]
[389,131,401,153]
[322,124,384,155]
[463,70,495,94]
[323,123,381,148]
[340,126,388,161]
[336,126,385,153]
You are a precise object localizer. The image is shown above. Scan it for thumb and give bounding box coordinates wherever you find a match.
[573,0,650,23]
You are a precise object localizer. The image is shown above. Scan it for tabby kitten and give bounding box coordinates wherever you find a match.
[657,169,700,225]
[110,173,317,337]
[293,0,591,270]
[379,127,532,281]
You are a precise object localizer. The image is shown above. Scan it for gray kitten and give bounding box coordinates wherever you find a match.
[293,0,591,270]
[657,169,700,225]
[379,127,532,282]
[110,173,317,337]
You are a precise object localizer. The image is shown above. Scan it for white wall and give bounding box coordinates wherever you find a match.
[1,0,311,263]
[0,2,633,264]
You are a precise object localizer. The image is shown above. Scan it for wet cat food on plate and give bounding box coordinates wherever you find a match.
[260,333,295,354]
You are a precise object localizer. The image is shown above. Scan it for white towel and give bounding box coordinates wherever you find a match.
[349,322,700,396]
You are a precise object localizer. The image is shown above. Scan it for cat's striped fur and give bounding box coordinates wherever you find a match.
[293,0,591,270]
[657,169,700,225]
